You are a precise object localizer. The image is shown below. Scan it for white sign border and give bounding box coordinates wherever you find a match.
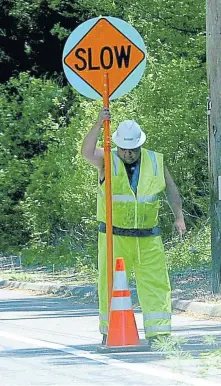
[62,16,147,100]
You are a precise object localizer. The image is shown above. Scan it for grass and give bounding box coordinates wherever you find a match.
[0,267,98,286]
[151,335,221,381]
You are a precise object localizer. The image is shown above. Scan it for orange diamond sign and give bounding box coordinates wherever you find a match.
[63,17,146,99]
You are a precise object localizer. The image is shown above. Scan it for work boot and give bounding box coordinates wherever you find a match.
[102,334,107,345]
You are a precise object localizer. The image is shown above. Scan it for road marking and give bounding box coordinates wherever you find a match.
[0,331,219,386]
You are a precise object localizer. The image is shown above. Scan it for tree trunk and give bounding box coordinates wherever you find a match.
[206,0,221,294]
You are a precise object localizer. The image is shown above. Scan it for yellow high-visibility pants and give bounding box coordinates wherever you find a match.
[98,232,171,338]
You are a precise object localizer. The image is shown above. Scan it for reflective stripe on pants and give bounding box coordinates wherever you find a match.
[143,312,171,336]
[99,313,108,335]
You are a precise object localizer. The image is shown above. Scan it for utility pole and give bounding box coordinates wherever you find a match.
[206,0,221,294]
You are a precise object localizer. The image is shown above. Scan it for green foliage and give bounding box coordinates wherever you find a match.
[152,336,192,362]
[21,98,100,243]
[147,334,221,379]
[0,158,30,249]
[0,72,74,249]
[21,236,77,269]
[134,58,208,228]
[124,0,205,61]
[0,0,91,81]
[202,335,218,348]
[20,229,98,271]
[200,344,221,378]
[166,224,211,270]
[49,0,124,19]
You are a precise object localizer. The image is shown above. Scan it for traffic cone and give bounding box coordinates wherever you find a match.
[106,257,140,347]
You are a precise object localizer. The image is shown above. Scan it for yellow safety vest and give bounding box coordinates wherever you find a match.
[97,148,166,229]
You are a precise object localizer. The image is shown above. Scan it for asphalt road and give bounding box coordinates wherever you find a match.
[0,288,221,386]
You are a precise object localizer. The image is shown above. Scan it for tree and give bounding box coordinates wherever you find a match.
[0,72,74,249]
[0,0,90,82]
[207,0,221,294]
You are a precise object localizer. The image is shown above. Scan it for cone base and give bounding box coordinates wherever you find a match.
[106,310,140,347]
[97,343,151,353]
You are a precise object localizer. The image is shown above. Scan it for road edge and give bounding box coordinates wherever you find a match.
[0,279,221,317]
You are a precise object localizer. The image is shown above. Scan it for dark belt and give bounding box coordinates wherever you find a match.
[98,222,160,237]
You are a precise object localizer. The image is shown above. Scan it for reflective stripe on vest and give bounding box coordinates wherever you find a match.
[137,195,158,203]
[143,312,171,321]
[112,194,135,202]
[111,296,132,311]
[148,150,158,176]
[112,194,158,203]
[112,150,120,176]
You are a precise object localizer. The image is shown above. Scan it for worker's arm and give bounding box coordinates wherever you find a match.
[81,108,110,169]
[164,166,186,235]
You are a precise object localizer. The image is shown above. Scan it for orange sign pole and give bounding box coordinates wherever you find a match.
[103,72,113,313]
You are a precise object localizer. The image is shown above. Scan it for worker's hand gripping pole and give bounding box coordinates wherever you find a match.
[103,73,113,313]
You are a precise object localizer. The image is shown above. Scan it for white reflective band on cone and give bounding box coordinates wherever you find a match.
[113,271,128,290]
[111,296,132,311]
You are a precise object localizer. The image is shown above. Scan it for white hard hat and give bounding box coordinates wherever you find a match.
[112,120,146,149]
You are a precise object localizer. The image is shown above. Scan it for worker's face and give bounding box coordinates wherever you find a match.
[117,146,141,164]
